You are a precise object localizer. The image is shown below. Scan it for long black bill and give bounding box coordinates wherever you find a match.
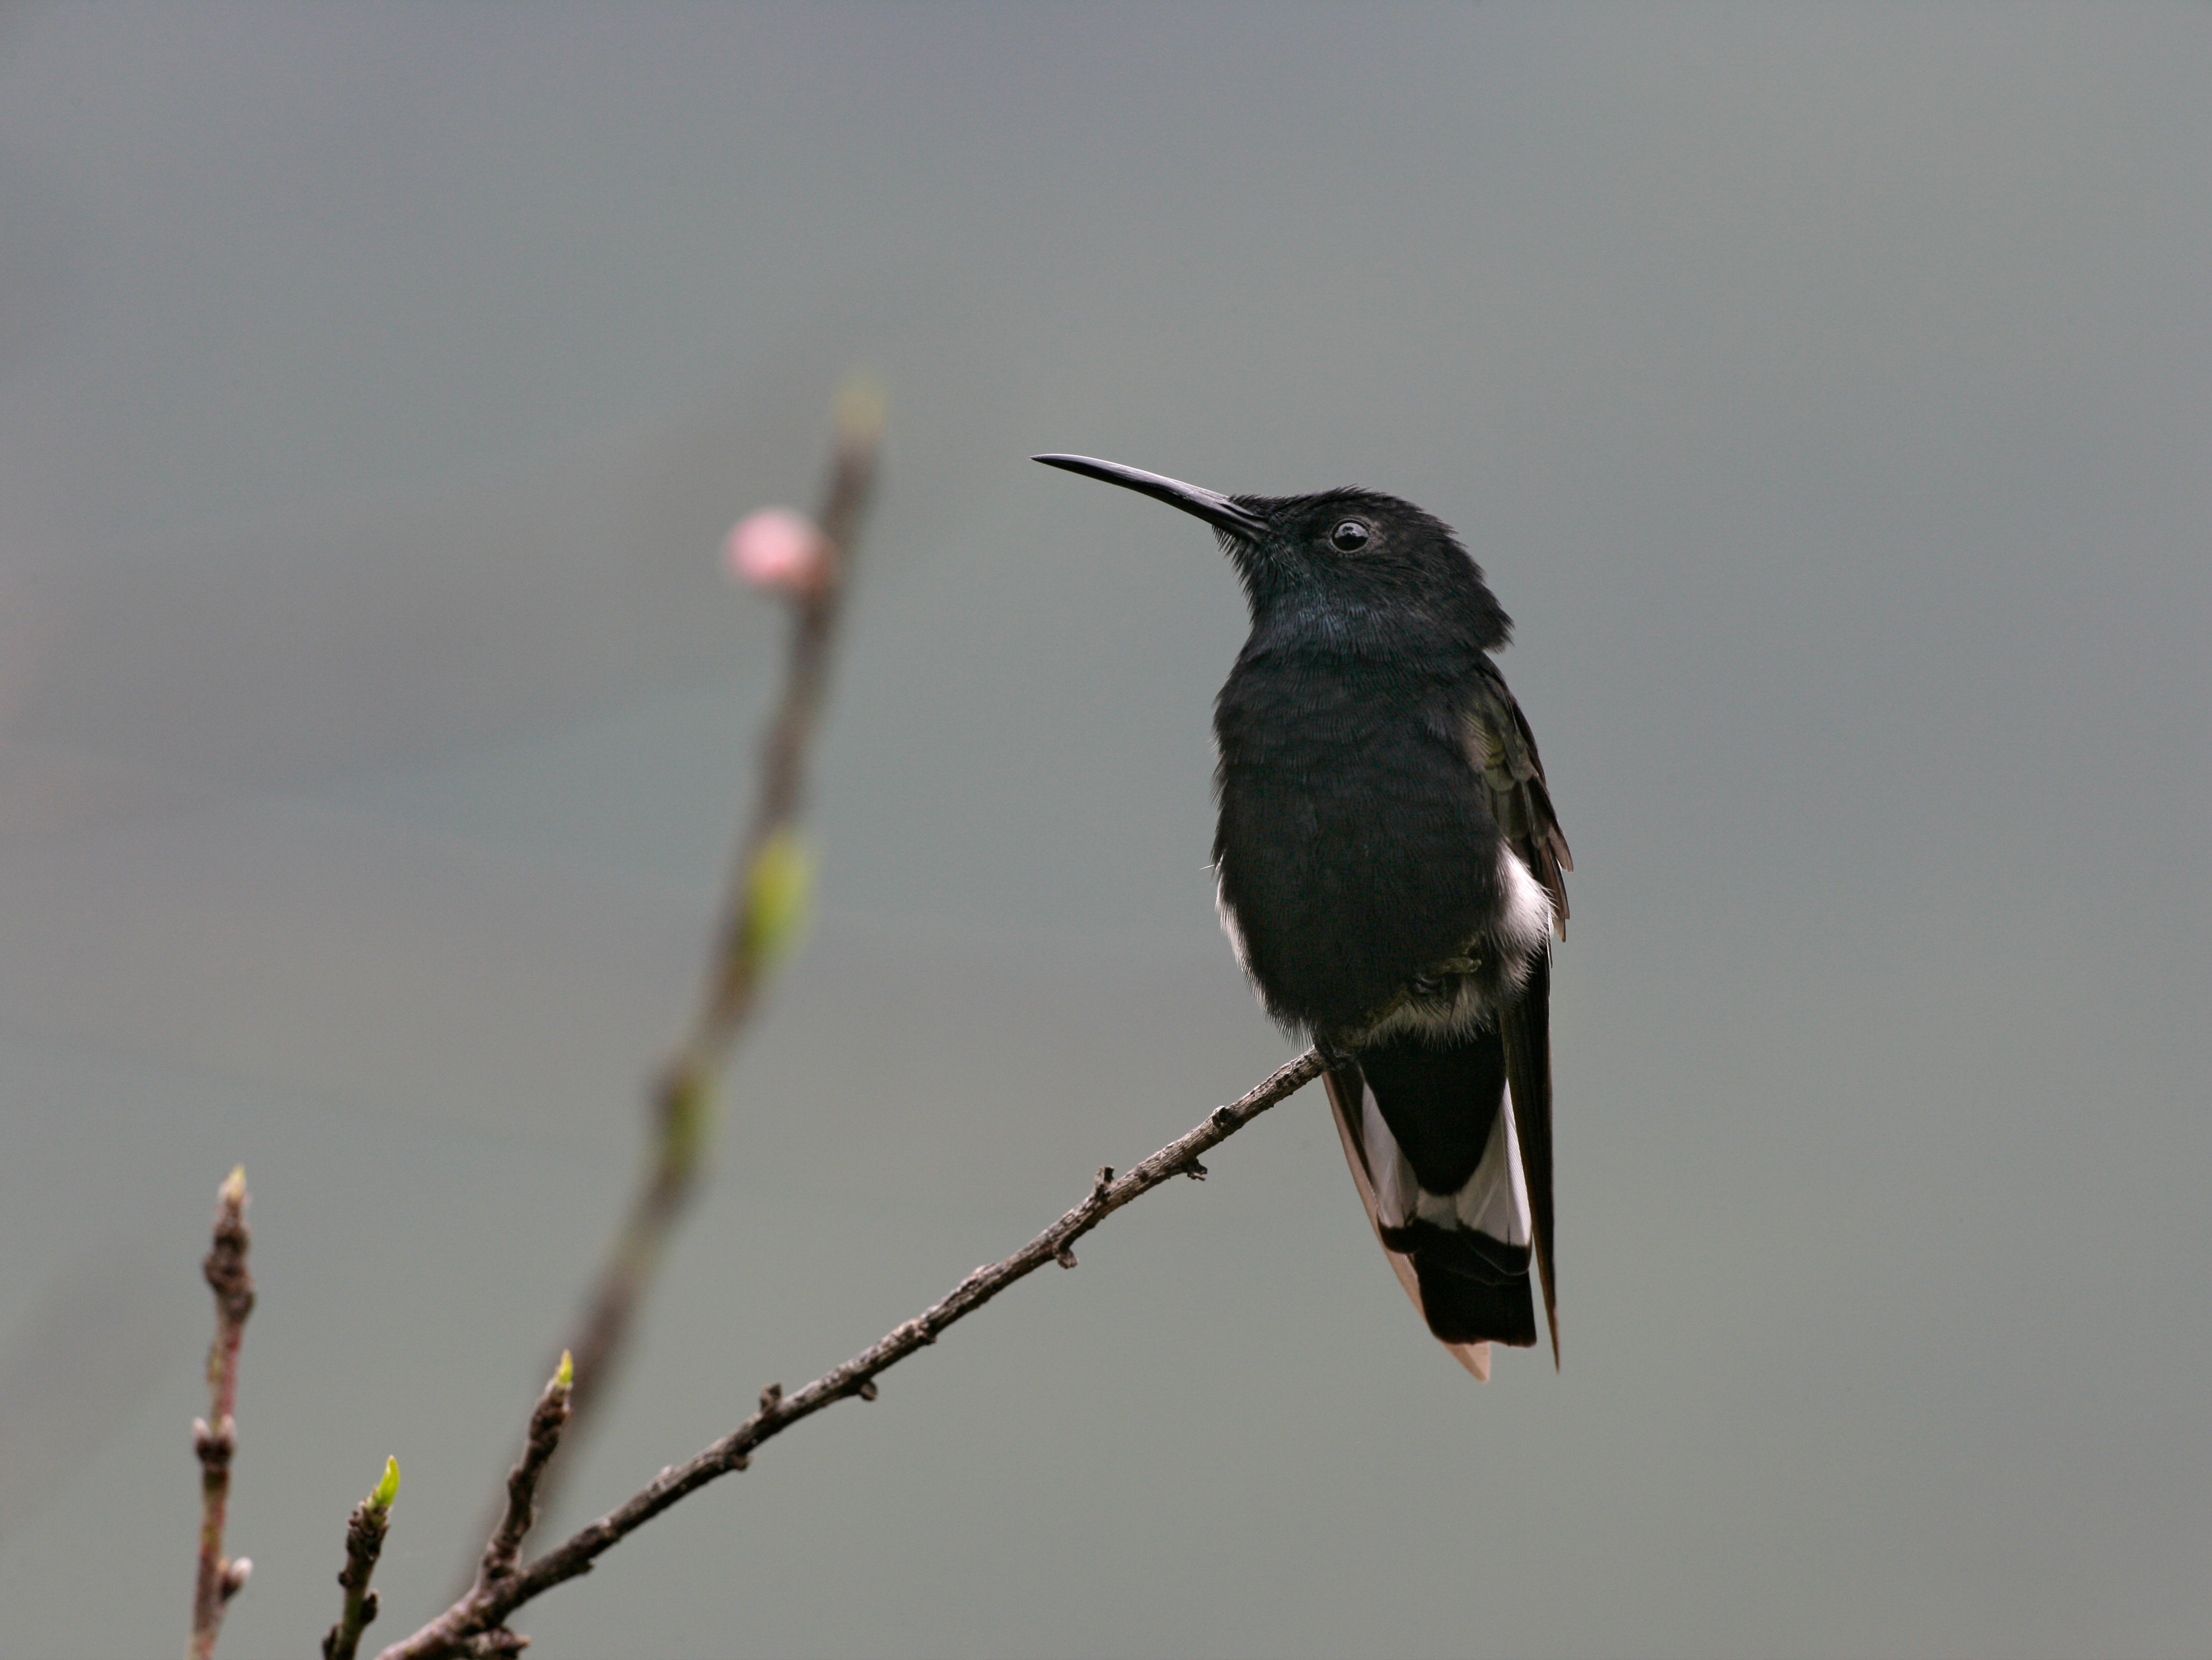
[1033,453,1268,540]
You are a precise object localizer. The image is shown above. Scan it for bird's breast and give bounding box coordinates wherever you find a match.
[1211,661,1511,1035]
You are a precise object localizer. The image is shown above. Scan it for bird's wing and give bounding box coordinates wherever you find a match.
[1463,664,1573,935]
[1323,1059,1494,1381]
[1464,665,1566,1363]
[1498,948,1558,1364]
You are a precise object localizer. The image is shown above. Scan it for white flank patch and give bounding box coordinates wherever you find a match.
[1213,869,1251,972]
[1497,843,1554,954]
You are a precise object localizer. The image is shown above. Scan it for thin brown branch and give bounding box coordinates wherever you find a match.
[478,1356,574,1589]
[403,1356,573,1660]
[190,1166,255,1660]
[519,386,882,1533]
[323,1458,400,1660]
[376,1047,1325,1660]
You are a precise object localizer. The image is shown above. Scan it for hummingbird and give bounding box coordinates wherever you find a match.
[1035,453,1571,1378]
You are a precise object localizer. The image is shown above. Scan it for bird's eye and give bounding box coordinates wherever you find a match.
[1330,519,1371,552]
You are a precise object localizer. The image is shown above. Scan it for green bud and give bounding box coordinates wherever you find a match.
[555,1350,574,1391]
[742,830,814,970]
[370,1455,399,1512]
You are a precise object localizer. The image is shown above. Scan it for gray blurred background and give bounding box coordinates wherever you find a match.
[0,4,2206,1655]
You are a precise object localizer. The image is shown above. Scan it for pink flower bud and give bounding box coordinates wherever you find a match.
[724,508,830,596]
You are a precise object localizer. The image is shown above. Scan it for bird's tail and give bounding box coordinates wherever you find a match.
[1324,1029,1544,1379]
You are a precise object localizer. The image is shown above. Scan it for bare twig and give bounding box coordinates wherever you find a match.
[522,386,882,1531]
[323,1457,401,1660]
[190,1166,255,1660]
[377,1047,1325,1660]
[402,1355,573,1660]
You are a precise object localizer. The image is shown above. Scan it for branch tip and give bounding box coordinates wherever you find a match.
[323,1457,399,1660]
[192,1162,255,1660]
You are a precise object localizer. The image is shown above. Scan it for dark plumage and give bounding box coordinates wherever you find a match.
[1036,454,1572,1377]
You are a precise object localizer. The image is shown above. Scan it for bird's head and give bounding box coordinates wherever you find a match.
[1033,453,1511,654]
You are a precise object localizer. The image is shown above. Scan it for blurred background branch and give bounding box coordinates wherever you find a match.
[379,1047,1326,1660]
[516,384,882,1535]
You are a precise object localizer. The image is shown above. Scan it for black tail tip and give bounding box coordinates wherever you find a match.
[1411,1253,1539,1350]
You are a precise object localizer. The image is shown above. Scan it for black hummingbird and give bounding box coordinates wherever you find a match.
[1035,454,1572,1377]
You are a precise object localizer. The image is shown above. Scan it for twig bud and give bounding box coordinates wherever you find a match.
[194,1415,235,1463]
[221,1557,252,1599]
[370,1455,400,1514]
